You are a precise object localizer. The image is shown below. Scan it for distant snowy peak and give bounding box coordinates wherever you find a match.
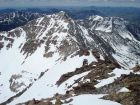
[77,15,140,41]
[0,11,44,31]
[78,15,125,32]
[77,14,140,68]
[88,15,103,21]
[0,11,43,24]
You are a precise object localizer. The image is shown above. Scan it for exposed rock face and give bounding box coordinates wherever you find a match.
[73,82,96,94]
[9,74,24,92]
[101,73,140,105]
[132,64,140,72]
[8,70,38,93]
[0,33,14,50]
[56,55,120,95]
[28,99,35,105]
[0,42,4,50]
[56,65,93,87]
[55,99,63,105]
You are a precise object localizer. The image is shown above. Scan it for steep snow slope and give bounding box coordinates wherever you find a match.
[9,51,97,104]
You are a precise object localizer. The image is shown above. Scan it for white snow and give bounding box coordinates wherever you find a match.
[118,87,129,92]
[89,15,103,21]
[95,68,133,88]
[93,17,112,32]
[4,50,96,105]
[112,52,137,69]
[63,94,121,105]
[78,25,95,44]
[100,54,104,60]
[0,12,140,105]
[36,17,44,26]
[136,72,140,74]
[59,71,91,91]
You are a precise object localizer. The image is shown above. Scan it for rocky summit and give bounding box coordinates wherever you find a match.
[0,11,140,105]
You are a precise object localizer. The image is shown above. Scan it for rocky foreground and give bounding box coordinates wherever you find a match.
[15,51,140,105]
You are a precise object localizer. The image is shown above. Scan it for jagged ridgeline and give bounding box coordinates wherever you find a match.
[0,11,44,31]
[0,11,140,105]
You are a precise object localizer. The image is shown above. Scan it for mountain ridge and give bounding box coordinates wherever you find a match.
[0,11,140,105]
[0,11,44,31]
[1,6,140,32]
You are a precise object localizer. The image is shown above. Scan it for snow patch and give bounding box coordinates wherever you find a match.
[118,87,129,92]
[95,68,133,88]
[62,94,121,105]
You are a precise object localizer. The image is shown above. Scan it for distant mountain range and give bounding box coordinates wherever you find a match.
[0,11,44,31]
[0,6,140,32]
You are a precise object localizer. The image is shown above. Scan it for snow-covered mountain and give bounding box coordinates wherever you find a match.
[0,11,44,31]
[0,11,140,105]
[77,15,140,68]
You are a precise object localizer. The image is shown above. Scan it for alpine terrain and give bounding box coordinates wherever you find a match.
[0,11,140,105]
[0,11,44,31]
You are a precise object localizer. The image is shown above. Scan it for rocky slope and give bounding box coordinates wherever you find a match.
[0,11,140,105]
[15,56,140,105]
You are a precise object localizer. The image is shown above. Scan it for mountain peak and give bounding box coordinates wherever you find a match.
[88,15,103,21]
[55,11,70,19]
[59,11,66,14]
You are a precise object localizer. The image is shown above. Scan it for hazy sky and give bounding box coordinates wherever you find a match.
[0,0,140,8]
